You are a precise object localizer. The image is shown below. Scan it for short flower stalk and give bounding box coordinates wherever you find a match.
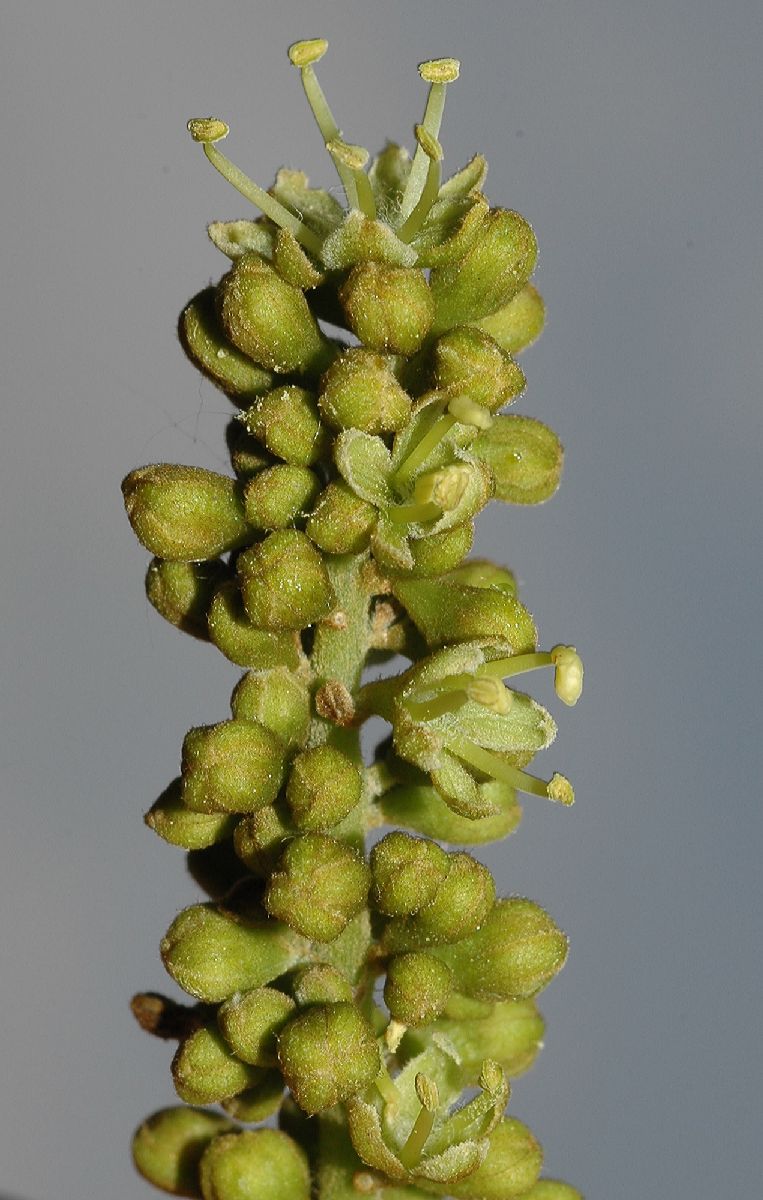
[125,39,584,1200]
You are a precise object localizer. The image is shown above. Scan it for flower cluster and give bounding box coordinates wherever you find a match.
[126,39,584,1200]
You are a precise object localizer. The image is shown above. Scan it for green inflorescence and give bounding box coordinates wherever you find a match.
[126,39,585,1200]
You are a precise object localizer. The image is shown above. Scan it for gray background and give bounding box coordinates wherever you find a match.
[1,1,761,1196]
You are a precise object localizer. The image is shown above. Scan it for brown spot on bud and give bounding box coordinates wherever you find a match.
[315,680,356,726]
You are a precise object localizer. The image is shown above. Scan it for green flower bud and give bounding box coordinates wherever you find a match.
[370,831,450,916]
[476,283,545,356]
[172,1024,260,1105]
[277,1002,380,1113]
[472,415,563,505]
[208,582,302,670]
[146,778,236,850]
[519,1182,583,1200]
[220,1072,285,1123]
[435,1118,543,1199]
[286,745,362,831]
[241,386,329,467]
[384,953,453,1026]
[225,422,271,481]
[392,577,537,652]
[339,263,434,355]
[242,464,319,529]
[319,349,412,434]
[430,209,538,333]
[238,530,334,631]
[305,481,377,554]
[233,804,293,876]
[219,253,333,375]
[199,1129,310,1200]
[444,559,516,596]
[230,669,311,749]
[132,1106,232,1198]
[265,834,371,943]
[218,987,296,1066]
[384,853,495,948]
[146,557,228,640]
[407,998,544,1079]
[432,898,567,1001]
[291,963,354,1006]
[161,903,306,1002]
[379,779,522,845]
[434,327,525,412]
[180,288,273,400]
[180,719,286,815]
[122,465,249,561]
[405,522,474,576]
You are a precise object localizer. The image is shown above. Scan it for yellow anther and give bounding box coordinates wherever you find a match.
[419,57,461,83]
[326,138,370,171]
[547,773,575,806]
[414,1073,439,1112]
[479,1059,504,1093]
[550,645,584,706]
[447,395,494,430]
[467,676,513,714]
[413,465,470,512]
[187,117,229,144]
[288,38,329,67]
[414,124,443,161]
[384,1019,407,1053]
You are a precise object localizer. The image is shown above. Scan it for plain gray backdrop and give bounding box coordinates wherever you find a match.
[2,1,761,1196]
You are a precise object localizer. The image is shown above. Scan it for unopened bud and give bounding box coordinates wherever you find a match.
[208,582,302,669]
[242,385,328,467]
[145,778,236,850]
[219,253,332,375]
[435,326,525,411]
[445,1118,543,1199]
[180,288,273,400]
[277,1002,380,1113]
[233,804,293,876]
[218,987,296,1067]
[199,1129,310,1200]
[286,745,362,831]
[172,1024,260,1105]
[231,668,311,749]
[386,853,495,948]
[472,415,564,505]
[406,522,474,576]
[220,1072,285,1124]
[122,465,248,562]
[520,1183,584,1200]
[430,209,538,333]
[146,557,227,640]
[238,529,334,631]
[291,963,354,1007]
[132,1106,231,1197]
[319,349,412,434]
[370,831,450,916]
[339,263,434,355]
[180,719,286,815]
[265,834,371,942]
[306,481,378,554]
[384,953,453,1026]
[243,464,320,530]
[477,283,546,355]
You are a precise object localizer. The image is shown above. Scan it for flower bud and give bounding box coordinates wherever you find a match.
[219,253,333,375]
[277,1002,380,1113]
[132,1106,232,1198]
[305,481,377,554]
[434,327,525,411]
[242,465,319,530]
[146,557,228,640]
[181,720,286,815]
[379,779,522,846]
[430,209,538,332]
[226,422,271,481]
[472,415,563,505]
[520,1183,583,1200]
[199,1129,310,1200]
[241,386,329,467]
[476,283,545,355]
[291,963,354,1006]
[218,987,296,1066]
[231,669,311,749]
[432,898,568,1001]
[286,745,362,831]
[444,559,516,595]
[319,349,412,434]
[438,1118,543,1199]
[384,953,453,1025]
[409,998,545,1079]
[122,465,249,561]
[161,904,307,1003]
[391,577,537,652]
[339,263,434,355]
[370,831,450,916]
[385,853,495,949]
[233,804,293,876]
[208,583,302,669]
[238,530,334,631]
[220,1071,285,1123]
[146,778,237,850]
[180,288,273,400]
[172,1024,260,1105]
[265,834,371,942]
[406,522,473,576]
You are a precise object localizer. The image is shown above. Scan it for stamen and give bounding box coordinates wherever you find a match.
[466,676,513,714]
[288,38,359,209]
[327,139,376,218]
[447,395,494,430]
[404,690,470,721]
[399,57,460,222]
[398,126,443,243]
[392,401,455,488]
[479,647,584,706]
[443,733,575,806]
[386,499,443,526]
[384,1019,407,1053]
[375,1065,402,1108]
[413,465,470,510]
[188,122,323,256]
[399,1074,439,1168]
